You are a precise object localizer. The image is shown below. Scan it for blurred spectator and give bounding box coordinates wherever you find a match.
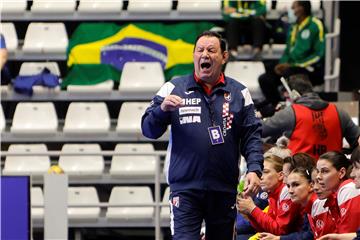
[1,34,12,85]
[258,1,325,108]
[0,34,8,70]
[262,74,360,159]
[222,0,268,59]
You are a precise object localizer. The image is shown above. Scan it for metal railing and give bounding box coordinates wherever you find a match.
[325,18,341,92]
[1,150,167,240]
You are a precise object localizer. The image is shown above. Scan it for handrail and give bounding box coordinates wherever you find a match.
[324,18,341,92]
[0,150,167,157]
[1,150,167,240]
[32,203,169,208]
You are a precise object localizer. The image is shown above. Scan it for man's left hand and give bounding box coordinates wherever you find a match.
[243,172,261,197]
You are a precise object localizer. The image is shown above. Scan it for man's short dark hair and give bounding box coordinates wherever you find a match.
[297,1,312,16]
[288,74,313,95]
[194,31,227,53]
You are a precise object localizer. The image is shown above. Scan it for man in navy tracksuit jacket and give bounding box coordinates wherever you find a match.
[142,31,264,240]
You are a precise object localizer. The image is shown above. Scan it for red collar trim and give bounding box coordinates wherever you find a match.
[193,72,225,95]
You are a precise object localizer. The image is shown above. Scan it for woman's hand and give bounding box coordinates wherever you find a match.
[236,193,256,215]
[259,232,280,240]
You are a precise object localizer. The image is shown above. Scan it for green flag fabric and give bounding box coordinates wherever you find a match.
[63,22,215,88]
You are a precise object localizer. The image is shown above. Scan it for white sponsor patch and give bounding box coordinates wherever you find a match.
[182,98,201,106]
[179,107,201,115]
[179,115,201,124]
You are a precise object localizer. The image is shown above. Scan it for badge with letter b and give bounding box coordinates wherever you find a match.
[208,126,224,145]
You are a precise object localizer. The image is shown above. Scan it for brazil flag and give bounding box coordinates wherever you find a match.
[62,22,215,88]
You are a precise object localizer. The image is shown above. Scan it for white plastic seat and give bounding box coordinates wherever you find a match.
[19,62,61,76]
[17,62,61,93]
[116,102,148,137]
[68,187,100,221]
[110,143,156,176]
[177,0,221,13]
[10,102,58,134]
[262,44,286,54]
[31,187,44,220]
[63,102,110,134]
[59,144,104,176]
[224,61,265,99]
[276,0,321,12]
[78,0,123,13]
[67,80,114,92]
[276,0,293,12]
[310,0,321,12]
[160,187,170,220]
[3,144,50,176]
[31,0,76,13]
[127,0,172,13]
[1,0,27,14]
[0,105,5,132]
[0,23,18,52]
[118,62,165,94]
[22,23,68,53]
[106,186,154,220]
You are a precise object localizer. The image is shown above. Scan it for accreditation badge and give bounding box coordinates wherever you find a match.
[208,125,224,145]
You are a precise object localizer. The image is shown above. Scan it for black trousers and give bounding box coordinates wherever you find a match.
[258,64,324,105]
[226,16,267,50]
[170,189,237,240]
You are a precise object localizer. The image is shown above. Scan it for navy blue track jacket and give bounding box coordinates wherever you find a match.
[141,74,263,193]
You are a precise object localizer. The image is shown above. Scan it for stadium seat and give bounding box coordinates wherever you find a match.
[68,187,100,222]
[160,187,170,220]
[118,62,165,94]
[31,187,44,220]
[127,0,172,13]
[3,144,51,176]
[58,144,104,176]
[17,62,61,93]
[78,0,123,13]
[1,0,27,14]
[31,0,76,13]
[224,61,265,99]
[333,101,359,125]
[275,0,293,12]
[22,23,68,53]
[19,62,61,76]
[110,143,157,177]
[177,0,221,13]
[116,102,149,137]
[10,102,58,134]
[276,0,321,12]
[262,44,286,55]
[0,22,18,52]
[106,186,154,220]
[63,102,110,134]
[0,105,5,132]
[66,80,114,92]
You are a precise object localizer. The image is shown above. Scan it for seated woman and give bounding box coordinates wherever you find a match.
[259,154,317,240]
[237,139,291,240]
[237,155,303,235]
[316,151,360,233]
[318,147,360,240]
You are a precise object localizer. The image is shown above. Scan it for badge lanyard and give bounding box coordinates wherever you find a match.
[205,95,224,145]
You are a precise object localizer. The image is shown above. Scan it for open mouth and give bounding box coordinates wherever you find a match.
[200,62,211,69]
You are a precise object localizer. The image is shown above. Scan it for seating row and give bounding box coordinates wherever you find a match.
[2,143,160,177]
[2,0,221,14]
[1,60,165,94]
[0,101,150,135]
[1,59,266,99]
[2,0,321,15]
[32,186,170,222]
